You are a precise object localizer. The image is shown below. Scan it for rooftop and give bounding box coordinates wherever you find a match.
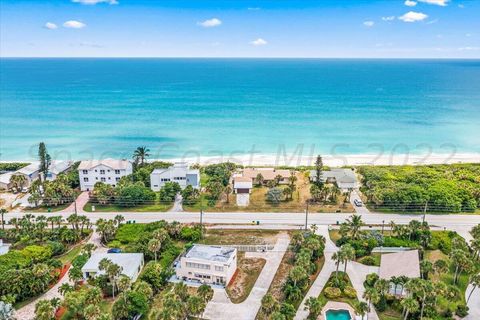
[151,162,199,175]
[49,160,73,175]
[17,162,40,175]
[241,167,291,180]
[82,253,144,279]
[0,172,14,184]
[379,250,420,280]
[78,159,131,170]
[185,244,236,263]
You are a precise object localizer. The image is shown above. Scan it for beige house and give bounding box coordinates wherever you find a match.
[236,167,292,185]
[176,245,237,287]
[233,176,253,207]
[379,250,420,296]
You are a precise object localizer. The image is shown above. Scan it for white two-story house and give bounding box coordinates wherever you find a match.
[150,162,200,191]
[78,159,133,191]
[176,244,237,287]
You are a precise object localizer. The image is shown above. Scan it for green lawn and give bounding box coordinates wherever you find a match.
[83,202,172,212]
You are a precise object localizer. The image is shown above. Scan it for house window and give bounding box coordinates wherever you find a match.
[161,178,171,182]
[116,177,120,182]
[115,170,120,174]
[215,266,224,271]
[100,170,105,174]
[107,170,110,172]
[82,170,88,174]
[153,185,158,187]
[108,177,111,180]
[101,177,106,182]
[186,262,210,270]
[83,177,89,182]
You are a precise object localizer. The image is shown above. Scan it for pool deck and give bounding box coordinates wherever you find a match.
[319,301,356,320]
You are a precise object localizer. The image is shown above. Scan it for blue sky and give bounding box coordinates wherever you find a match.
[1,0,479,58]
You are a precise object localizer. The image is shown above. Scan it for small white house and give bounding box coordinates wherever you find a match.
[176,245,237,287]
[45,161,74,181]
[233,177,253,207]
[15,163,41,188]
[310,168,358,191]
[150,162,200,191]
[78,159,133,191]
[0,172,14,190]
[82,253,144,282]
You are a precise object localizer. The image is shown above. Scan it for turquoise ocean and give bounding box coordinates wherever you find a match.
[0,58,479,161]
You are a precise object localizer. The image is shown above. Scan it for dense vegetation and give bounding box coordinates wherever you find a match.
[0,162,29,172]
[357,164,480,213]
[258,227,325,320]
[0,214,92,304]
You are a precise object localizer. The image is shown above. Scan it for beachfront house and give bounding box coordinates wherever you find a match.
[78,159,133,191]
[14,163,41,188]
[0,172,14,190]
[378,250,420,296]
[175,244,237,287]
[233,176,253,206]
[236,167,292,185]
[309,168,358,191]
[150,162,200,191]
[45,160,74,181]
[82,253,144,282]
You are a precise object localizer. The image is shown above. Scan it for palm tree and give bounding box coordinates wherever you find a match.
[346,215,363,240]
[363,287,380,310]
[255,173,264,186]
[133,146,150,166]
[10,174,27,192]
[433,259,448,277]
[467,273,480,303]
[420,260,433,279]
[261,293,278,315]
[148,238,162,262]
[59,283,74,296]
[341,244,356,273]
[304,296,321,318]
[197,284,214,303]
[356,301,369,320]
[401,297,419,320]
[332,251,344,280]
[0,208,6,230]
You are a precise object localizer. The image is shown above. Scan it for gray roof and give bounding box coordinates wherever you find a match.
[310,168,358,189]
[49,161,73,175]
[379,250,420,280]
[82,253,143,279]
[151,162,199,176]
[185,245,236,262]
[17,163,40,175]
[78,159,131,170]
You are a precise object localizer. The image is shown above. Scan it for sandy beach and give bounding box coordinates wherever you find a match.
[151,152,480,167]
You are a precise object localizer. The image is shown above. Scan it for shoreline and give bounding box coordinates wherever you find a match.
[1,152,479,167]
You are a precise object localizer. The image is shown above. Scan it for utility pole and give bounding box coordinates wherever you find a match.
[422,201,428,223]
[382,220,385,235]
[304,202,309,231]
[200,208,204,239]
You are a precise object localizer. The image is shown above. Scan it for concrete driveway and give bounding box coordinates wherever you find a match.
[350,190,370,215]
[59,191,89,214]
[203,233,290,320]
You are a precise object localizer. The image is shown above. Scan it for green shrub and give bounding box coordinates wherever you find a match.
[324,287,342,299]
[47,241,66,256]
[343,286,357,298]
[359,256,376,266]
[455,304,469,317]
[428,231,461,254]
[114,224,147,244]
[383,236,418,248]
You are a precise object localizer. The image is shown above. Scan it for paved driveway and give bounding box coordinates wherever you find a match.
[59,191,89,214]
[203,233,290,320]
[350,190,370,215]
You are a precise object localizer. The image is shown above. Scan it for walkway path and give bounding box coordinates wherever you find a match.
[14,230,106,320]
[295,225,379,320]
[59,191,89,214]
[168,193,184,212]
[203,233,290,320]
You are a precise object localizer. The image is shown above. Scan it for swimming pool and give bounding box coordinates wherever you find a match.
[326,309,351,320]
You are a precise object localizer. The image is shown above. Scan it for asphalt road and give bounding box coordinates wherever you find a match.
[5,210,480,230]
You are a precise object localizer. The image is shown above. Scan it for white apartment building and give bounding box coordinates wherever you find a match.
[150,162,200,191]
[78,159,133,191]
[176,245,237,286]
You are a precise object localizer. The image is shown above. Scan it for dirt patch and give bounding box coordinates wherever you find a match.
[201,229,279,246]
[227,253,266,304]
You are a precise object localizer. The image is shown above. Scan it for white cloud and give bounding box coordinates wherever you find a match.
[63,20,87,29]
[381,16,395,21]
[426,19,438,24]
[250,38,267,46]
[72,0,118,5]
[465,33,472,37]
[404,0,417,7]
[457,46,480,51]
[247,7,261,11]
[458,4,465,8]
[44,22,58,30]
[418,0,449,6]
[398,11,428,22]
[363,21,375,27]
[198,18,222,28]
